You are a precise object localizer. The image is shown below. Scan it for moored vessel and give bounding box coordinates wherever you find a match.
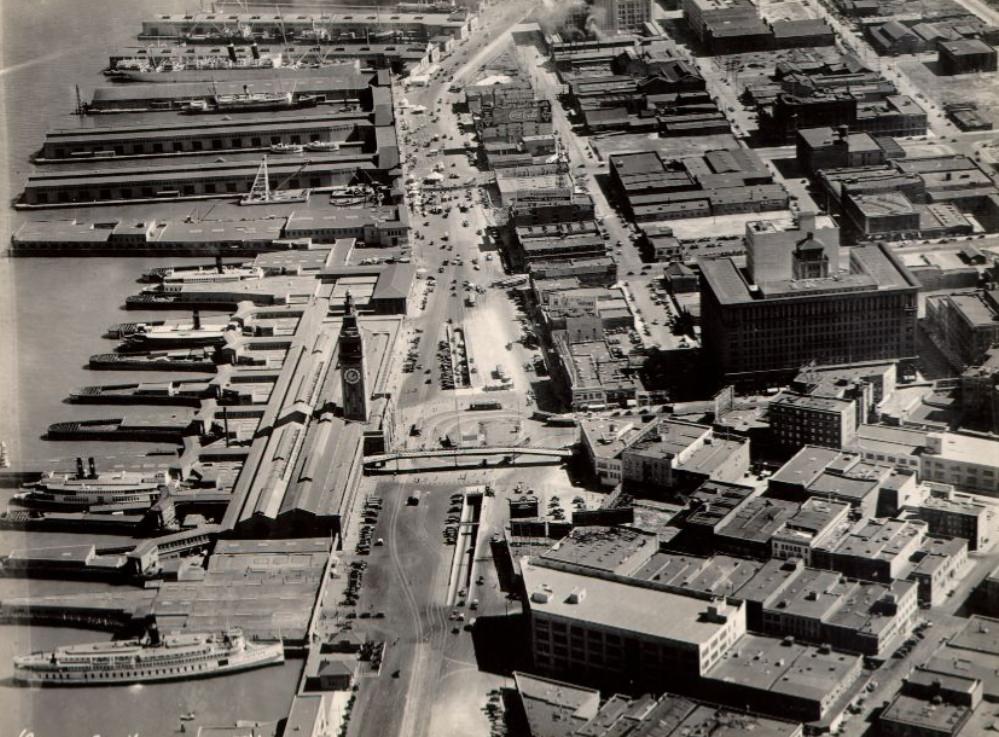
[13,628,284,686]
[88,349,218,372]
[13,459,172,509]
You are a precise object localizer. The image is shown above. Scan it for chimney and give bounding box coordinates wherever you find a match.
[222,406,230,447]
[799,211,816,234]
[193,309,201,331]
[87,457,97,479]
[75,457,85,479]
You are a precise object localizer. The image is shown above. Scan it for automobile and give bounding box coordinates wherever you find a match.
[375,538,384,546]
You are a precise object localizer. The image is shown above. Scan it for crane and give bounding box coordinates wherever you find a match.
[240,156,311,205]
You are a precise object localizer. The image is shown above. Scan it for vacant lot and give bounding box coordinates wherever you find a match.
[898,59,999,129]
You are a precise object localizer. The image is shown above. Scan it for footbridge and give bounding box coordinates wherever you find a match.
[363,445,574,468]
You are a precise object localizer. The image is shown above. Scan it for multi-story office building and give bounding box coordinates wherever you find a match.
[925,289,999,368]
[796,126,886,175]
[909,483,997,551]
[813,518,927,583]
[921,431,999,497]
[702,633,863,723]
[523,561,747,684]
[770,392,858,451]
[771,498,852,564]
[593,0,653,33]
[748,563,919,656]
[700,231,919,385]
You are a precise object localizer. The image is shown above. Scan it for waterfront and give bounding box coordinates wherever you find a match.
[0,624,303,737]
[0,3,305,734]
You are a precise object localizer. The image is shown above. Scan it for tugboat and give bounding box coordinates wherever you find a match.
[269,143,304,154]
[304,140,340,152]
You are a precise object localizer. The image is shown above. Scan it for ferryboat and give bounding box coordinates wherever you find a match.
[162,265,263,285]
[105,318,229,340]
[118,324,231,353]
[13,628,284,686]
[14,464,172,508]
[88,349,218,372]
[141,261,252,283]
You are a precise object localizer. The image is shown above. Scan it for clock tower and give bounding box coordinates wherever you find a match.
[339,293,368,422]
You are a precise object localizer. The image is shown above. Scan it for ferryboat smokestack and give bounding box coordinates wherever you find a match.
[193,309,201,331]
[216,255,224,274]
[75,457,85,479]
[227,43,237,63]
[87,457,97,479]
[250,42,260,60]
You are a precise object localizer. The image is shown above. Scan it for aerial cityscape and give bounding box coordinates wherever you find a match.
[1,0,999,734]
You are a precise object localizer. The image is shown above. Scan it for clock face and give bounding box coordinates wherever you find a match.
[344,367,362,385]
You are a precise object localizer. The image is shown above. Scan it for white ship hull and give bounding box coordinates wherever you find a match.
[14,638,284,686]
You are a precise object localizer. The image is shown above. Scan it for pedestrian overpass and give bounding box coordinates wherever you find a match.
[363,445,574,469]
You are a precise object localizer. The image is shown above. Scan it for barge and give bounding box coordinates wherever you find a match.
[0,509,148,534]
[68,380,215,407]
[88,349,218,372]
[45,413,206,443]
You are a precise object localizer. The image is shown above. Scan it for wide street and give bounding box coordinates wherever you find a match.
[338,6,573,737]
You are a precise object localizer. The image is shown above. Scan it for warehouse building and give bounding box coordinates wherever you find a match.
[939,39,998,75]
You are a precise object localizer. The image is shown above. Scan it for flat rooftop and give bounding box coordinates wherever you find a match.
[771,446,843,488]
[579,417,644,458]
[537,526,658,576]
[880,694,970,734]
[633,552,762,598]
[928,431,999,465]
[625,419,709,459]
[523,562,738,645]
[705,633,860,704]
[513,671,599,737]
[715,497,799,544]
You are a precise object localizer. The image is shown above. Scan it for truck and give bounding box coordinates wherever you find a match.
[469,400,502,411]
